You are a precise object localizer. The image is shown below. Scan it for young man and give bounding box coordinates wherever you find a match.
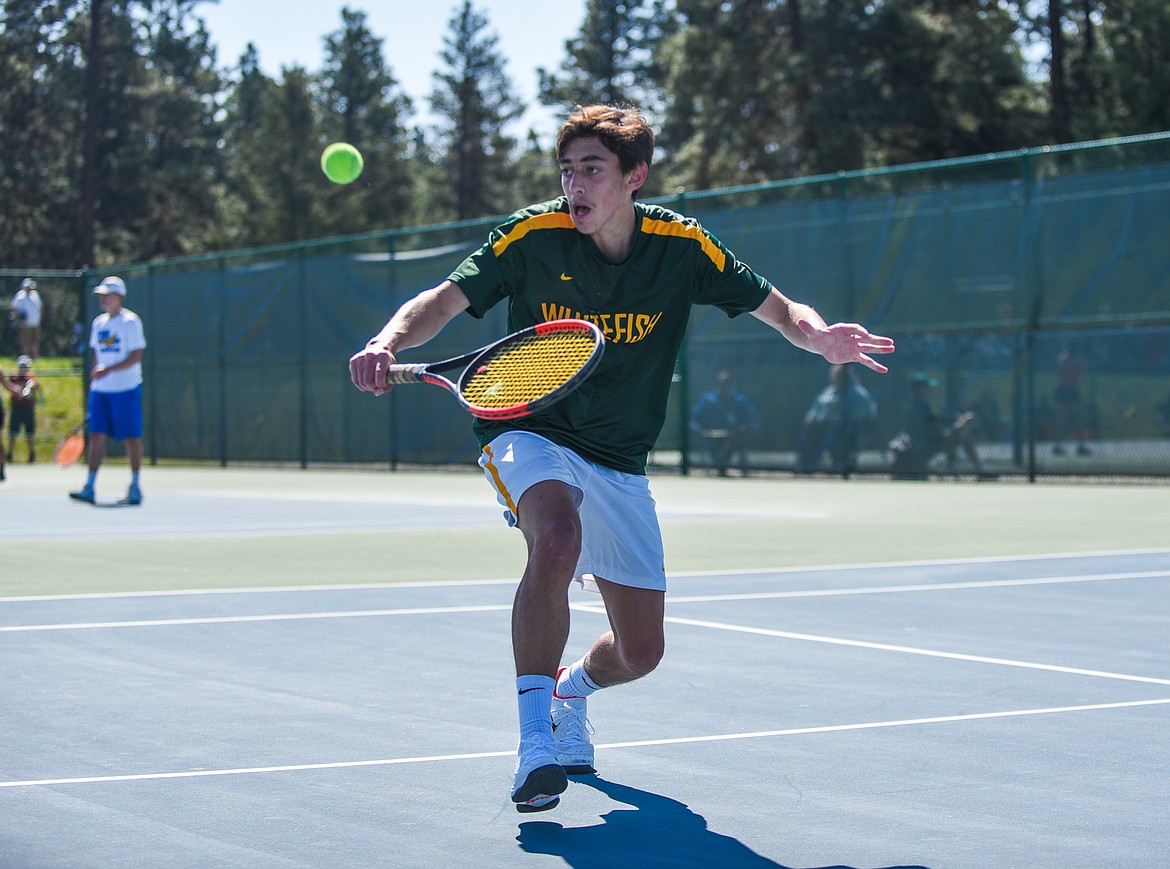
[70,276,147,506]
[350,105,894,813]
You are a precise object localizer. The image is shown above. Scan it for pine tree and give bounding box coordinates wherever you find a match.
[537,0,677,116]
[1104,0,1170,134]
[429,1,524,220]
[656,0,790,190]
[126,0,226,258]
[218,44,279,249]
[258,66,323,244]
[0,0,86,266]
[318,7,416,233]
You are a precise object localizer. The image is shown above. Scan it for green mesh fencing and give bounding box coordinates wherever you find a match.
[89,132,1170,479]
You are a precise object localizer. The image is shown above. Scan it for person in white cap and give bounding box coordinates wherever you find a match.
[2,355,40,465]
[9,277,44,358]
[70,276,147,506]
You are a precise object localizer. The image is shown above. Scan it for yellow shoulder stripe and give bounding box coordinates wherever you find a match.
[640,218,726,272]
[491,212,576,258]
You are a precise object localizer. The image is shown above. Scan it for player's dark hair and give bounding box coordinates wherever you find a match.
[557,105,654,196]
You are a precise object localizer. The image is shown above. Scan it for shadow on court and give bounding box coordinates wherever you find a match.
[516,775,930,869]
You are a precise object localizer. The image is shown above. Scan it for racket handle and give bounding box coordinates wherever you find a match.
[383,364,428,385]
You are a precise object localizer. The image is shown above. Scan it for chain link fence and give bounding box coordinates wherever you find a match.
[23,132,1167,480]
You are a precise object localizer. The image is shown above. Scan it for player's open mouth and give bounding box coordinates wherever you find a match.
[571,203,591,219]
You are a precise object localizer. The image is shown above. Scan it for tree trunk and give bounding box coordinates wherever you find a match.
[79,0,103,269]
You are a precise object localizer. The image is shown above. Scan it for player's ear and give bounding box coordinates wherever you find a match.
[625,162,648,193]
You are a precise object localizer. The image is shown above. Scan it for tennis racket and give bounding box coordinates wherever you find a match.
[384,318,604,420]
[54,427,86,468]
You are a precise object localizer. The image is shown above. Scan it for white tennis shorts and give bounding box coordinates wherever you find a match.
[478,431,667,593]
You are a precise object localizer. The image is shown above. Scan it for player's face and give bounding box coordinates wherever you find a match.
[559,137,645,244]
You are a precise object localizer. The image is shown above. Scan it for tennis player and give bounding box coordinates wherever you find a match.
[70,276,147,506]
[350,104,894,813]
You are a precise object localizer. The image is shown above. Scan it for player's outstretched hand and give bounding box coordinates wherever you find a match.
[350,344,396,396]
[797,319,895,373]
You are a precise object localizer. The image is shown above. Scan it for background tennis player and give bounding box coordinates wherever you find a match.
[70,276,147,507]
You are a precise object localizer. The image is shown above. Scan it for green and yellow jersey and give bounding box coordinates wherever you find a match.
[451,197,772,474]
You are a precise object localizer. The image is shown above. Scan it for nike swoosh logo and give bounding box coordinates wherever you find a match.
[518,687,544,695]
[560,273,573,281]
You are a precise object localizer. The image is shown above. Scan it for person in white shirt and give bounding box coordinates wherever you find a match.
[9,278,44,358]
[70,276,147,506]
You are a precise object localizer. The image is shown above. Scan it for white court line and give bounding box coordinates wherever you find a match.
[0,578,521,604]
[664,570,1169,603]
[187,489,828,518]
[598,698,1170,749]
[183,490,497,506]
[2,697,1166,789]
[2,548,1165,603]
[2,568,1166,634]
[668,548,1170,580]
[661,614,1170,686]
[0,604,512,633]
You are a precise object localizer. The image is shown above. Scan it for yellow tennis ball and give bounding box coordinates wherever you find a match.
[321,143,364,185]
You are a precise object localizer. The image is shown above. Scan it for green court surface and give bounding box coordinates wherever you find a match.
[2,463,1166,598]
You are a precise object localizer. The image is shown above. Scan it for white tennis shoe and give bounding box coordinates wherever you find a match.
[511,739,567,813]
[551,696,595,775]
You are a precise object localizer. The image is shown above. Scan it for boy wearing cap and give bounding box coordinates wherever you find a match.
[890,373,982,477]
[9,278,43,358]
[70,276,147,506]
[3,355,39,465]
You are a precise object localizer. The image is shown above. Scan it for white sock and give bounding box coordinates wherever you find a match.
[554,658,601,700]
[516,675,555,745]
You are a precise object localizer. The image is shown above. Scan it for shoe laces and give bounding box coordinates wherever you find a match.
[552,700,593,742]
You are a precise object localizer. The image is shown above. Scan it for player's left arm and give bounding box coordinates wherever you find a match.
[750,287,894,374]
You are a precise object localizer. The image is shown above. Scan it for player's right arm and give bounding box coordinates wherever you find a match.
[0,370,21,396]
[349,280,470,396]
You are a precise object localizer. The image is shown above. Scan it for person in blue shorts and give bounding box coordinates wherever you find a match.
[70,276,147,506]
[349,104,895,813]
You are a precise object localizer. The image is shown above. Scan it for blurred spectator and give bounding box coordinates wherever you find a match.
[690,370,758,476]
[9,278,43,358]
[799,364,877,472]
[969,390,1005,443]
[889,374,983,477]
[3,355,39,464]
[69,320,86,357]
[1053,339,1091,455]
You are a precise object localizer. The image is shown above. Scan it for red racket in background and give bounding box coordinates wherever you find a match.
[54,426,86,468]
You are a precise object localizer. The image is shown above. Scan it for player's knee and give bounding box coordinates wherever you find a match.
[620,636,665,678]
[527,514,582,575]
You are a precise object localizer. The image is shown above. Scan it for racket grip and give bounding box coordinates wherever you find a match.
[383,364,428,385]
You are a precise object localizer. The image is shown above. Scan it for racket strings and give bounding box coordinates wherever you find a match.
[461,331,598,408]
